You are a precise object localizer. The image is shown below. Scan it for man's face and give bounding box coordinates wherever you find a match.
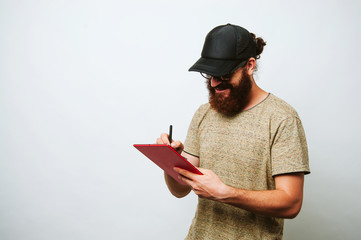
[207,67,253,116]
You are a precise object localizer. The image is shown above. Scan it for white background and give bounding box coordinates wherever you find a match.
[1,0,361,239]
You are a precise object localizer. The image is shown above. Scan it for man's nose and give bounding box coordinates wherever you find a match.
[210,77,222,87]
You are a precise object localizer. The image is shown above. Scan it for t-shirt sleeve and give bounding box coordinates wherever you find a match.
[271,117,310,176]
[183,105,208,158]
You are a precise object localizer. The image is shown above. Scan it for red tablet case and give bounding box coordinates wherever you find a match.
[133,144,202,185]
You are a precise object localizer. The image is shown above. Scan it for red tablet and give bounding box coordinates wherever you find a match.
[133,144,202,185]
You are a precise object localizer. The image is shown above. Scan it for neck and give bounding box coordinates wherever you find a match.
[243,78,268,111]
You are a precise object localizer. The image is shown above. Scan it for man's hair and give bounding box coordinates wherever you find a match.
[251,33,266,59]
[250,33,266,71]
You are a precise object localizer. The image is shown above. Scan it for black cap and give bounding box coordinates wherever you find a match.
[189,24,256,76]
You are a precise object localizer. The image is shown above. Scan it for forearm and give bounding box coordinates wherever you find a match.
[155,133,198,198]
[164,172,191,198]
[220,186,303,219]
[164,150,199,198]
[176,167,305,219]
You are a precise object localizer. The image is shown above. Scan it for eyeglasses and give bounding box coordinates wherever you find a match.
[200,72,232,81]
[200,60,249,81]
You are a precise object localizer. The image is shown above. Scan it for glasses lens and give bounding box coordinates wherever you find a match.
[200,73,212,79]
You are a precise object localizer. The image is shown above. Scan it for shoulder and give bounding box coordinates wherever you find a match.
[196,102,211,112]
[262,94,306,141]
[187,103,212,130]
[265,94,301,120]
[193,103,211,119]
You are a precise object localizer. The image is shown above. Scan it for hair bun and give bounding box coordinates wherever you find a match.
[250,33,266,59]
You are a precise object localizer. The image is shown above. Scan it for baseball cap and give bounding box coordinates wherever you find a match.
[189,24,256,76]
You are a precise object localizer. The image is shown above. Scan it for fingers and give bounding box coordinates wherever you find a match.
[156,133,170,144]
[161,132,170,144]
[174,167,196,180]
[179,175,195,187]
[171,140,184,153]
[176,169,203,195]
[170,140,180,148]
[156,134,184,153]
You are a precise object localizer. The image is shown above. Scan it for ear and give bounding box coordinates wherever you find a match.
[246,58,256,75]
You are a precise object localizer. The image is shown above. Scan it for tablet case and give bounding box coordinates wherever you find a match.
[134,144,202,185]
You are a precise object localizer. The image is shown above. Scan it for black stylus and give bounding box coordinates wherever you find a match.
[169,125,172,145]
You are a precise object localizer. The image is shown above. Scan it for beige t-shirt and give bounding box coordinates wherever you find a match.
[183,94,310,240]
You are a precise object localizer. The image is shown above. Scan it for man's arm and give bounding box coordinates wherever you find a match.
[175,167,304,219]
[164,152,199,198]
[156,133,200,198]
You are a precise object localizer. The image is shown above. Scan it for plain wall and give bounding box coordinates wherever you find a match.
[1,0,361,239]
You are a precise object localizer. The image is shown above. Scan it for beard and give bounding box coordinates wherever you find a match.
[207,68,252,116]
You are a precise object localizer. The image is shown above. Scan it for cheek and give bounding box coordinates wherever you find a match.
[229,79,240,88]
[229,74,242,86]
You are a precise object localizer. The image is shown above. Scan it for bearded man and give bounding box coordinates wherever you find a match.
[156,24,310,240]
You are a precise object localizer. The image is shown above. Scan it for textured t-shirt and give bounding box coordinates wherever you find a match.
[183,94,310,240]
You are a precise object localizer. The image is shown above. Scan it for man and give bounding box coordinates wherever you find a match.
[156,23,310,239]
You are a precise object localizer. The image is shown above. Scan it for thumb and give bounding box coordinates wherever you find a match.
[171,140,184,152]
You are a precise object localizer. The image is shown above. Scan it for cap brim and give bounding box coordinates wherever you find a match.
[188,57,243,76]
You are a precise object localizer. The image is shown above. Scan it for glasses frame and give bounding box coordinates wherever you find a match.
[199,60,248,82]
[200,72,232,81]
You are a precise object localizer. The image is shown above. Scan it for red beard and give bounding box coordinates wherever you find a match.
[207,68,252,116]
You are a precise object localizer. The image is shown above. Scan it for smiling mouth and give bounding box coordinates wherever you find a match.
[215,86,225,91]
[214,83,232,91]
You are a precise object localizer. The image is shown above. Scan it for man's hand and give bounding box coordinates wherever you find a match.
[156,133,184,154]
[174,167,230,201]
[174,167,305,219]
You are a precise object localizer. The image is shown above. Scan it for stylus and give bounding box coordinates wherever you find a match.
[169,125,173,144]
